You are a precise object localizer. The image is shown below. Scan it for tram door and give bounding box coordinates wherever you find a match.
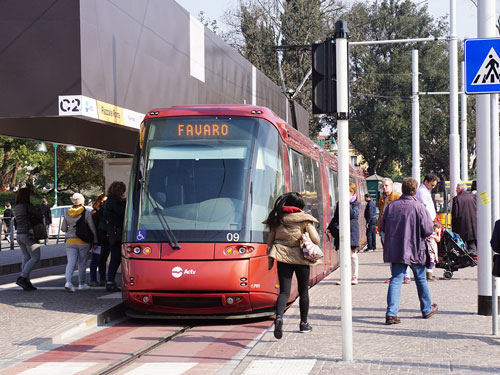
[326,168,338,268]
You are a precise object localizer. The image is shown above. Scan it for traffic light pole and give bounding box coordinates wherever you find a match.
[449,0,460,200]
[411,50,420,183]
[477,0,495,318]
[334,20,353,363]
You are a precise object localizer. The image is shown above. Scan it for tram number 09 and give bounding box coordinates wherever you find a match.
[227,233,240,242]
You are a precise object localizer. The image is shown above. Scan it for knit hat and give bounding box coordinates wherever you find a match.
[70,193,85,206]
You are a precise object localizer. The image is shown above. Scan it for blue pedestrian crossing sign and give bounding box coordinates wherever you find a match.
[465,38,500,94]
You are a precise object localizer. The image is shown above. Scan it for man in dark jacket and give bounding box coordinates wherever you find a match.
[363,194,377,252]
[451,182,477,254]
[3,202,13,242]
[39,198,52,244]
[381,177,437,325]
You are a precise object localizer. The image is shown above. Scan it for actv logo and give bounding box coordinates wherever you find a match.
[171,266,197,278]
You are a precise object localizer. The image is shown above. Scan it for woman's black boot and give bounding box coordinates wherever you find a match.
[274,315,283,339]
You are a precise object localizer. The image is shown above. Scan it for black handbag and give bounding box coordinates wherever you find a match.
[493,254,500,277]
[27,206,47,241]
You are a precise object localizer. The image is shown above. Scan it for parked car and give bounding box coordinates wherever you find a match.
[49,205,92,237]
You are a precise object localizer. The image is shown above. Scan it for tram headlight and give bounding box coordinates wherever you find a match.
[224,246,233,255]
[226,297,234,305]
[133,246,141,254]
[238,247,246,254]
[142,296,150,303]
[143,247,152,255]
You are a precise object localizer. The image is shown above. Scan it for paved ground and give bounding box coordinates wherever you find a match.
[1,240,500,374]
[0,240,68,276]
[0,274,123,370]
[0,243,123,371]
[229,250,500,374]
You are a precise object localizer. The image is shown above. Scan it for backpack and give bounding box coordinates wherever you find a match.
[76,211,94,243]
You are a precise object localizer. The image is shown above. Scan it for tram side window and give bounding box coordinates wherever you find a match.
[289,149,322,234]
[290,149,305,193]
[311,158,324,245]
[303,157,315,193]
[327,168,337,214]
[250,125,285,235]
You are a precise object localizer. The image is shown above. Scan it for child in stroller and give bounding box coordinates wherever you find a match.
[436,228,477,279]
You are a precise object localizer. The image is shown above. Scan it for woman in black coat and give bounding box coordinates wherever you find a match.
[89,194,108,286]
[328,183,361,284]
[103,181,126,292]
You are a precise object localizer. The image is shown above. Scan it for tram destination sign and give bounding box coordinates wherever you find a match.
[465,37,500,94]
[152,118,258,140]
[176,123,229,138]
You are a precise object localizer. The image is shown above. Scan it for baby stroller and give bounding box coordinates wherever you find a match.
[436,229,477,279]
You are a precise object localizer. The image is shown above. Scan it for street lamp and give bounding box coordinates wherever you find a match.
[36,141,47,152]
[36,142,77,206]
[329,137,338,153]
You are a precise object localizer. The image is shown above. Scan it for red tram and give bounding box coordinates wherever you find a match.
[121,105,367,318]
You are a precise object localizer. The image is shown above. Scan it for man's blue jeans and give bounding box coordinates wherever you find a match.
[386,263,432,317]
[366,220,377,250]
[389,263,411,279]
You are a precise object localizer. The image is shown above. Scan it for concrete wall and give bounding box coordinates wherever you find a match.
[104,158,133,193]
[0,0,309,154]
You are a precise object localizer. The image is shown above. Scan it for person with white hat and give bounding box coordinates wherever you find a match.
[61,193,98,292]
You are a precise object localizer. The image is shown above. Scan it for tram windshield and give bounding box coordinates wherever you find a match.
[125,116,284,243]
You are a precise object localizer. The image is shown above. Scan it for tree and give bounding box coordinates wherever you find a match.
[0,137,107,202]
[225,0,345,135]
[345,0,459,179]
[35,145,105,196]
[0,139,49,191]
[224,0,472,179]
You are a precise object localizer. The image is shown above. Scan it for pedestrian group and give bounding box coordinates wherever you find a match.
[265,172,473,339]
[10,181,126,293]
[7,173,482,339]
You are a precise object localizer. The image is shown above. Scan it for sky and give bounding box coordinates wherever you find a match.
[176,0,499,41]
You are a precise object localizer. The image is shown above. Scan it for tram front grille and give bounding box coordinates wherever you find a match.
[153,296,223,308]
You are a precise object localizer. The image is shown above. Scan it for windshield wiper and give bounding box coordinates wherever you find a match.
[139,178,181,250]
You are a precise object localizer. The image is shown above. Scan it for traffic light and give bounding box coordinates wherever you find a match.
[312,38,336,115]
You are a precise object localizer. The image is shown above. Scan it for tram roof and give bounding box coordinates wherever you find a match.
[143,104,365,178]
[145,105,283,122]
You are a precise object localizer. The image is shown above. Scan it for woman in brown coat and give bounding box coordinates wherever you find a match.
[264,192,320,339]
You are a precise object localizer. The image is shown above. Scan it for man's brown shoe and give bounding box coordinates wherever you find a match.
[423,303,438,319]
[426,273,437,282]
[385,316,401,325]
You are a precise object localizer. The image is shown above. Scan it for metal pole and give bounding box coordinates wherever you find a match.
[350,36,446,46]
[477,0,494,316]
[491,93,499,333]
[460,61,469,181]
[9,218,14,250]
[412,50,420,183]
[54,144,58,207]
[335,20,353,362]
[449,0,460,198]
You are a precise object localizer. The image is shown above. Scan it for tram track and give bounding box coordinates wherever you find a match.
[95,324,193,375]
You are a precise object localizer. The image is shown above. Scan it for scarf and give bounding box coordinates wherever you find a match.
[349,194,357,203]
[282,206,302,213]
